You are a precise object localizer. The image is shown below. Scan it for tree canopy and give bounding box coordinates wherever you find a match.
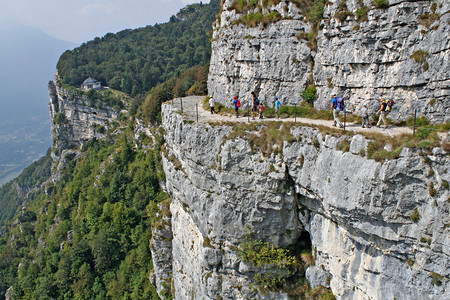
[57,0,220,96]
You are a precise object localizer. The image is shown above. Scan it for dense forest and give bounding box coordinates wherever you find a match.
[0,127,166,299]
[0,151,51,226]
[57,0,220,96]
[0,1,221,298]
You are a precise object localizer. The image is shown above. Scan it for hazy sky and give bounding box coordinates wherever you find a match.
[0,0,202,43]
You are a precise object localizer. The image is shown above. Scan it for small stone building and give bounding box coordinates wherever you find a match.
[81,77,101,90]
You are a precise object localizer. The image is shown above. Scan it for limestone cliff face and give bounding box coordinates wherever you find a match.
[208,0,449,123]
[155,103,449,299]
[48,77,119,181]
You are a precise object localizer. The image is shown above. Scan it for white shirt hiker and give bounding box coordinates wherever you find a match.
[361,106,368,117]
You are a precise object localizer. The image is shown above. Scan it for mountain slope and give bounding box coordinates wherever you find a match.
[57,0,221,96]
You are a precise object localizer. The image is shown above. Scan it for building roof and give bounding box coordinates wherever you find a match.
[82,77,100,85]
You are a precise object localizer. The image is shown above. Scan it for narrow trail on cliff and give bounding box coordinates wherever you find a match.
[167,96,413,137]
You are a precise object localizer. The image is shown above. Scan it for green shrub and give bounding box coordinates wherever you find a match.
[237,233,296,289]
[53,113,68,125]
[416,128,434,139]
[371,0,389,9]
[234,10,282,27]
[431,272,444,286]
[411,208,420,223]
[301,85,317,106]
[291,0,328,50]
[337,139,350,152]
[355,4,370,22]
[410,50,429,63]
[308,286,336,300]
[335,1,353,22]
[418,13,440,28]
[429,182,436,197]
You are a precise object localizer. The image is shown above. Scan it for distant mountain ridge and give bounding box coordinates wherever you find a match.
[0,26,76,186]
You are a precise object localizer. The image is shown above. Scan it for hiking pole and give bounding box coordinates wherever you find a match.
[196,103,198,122]
[248,105,250,123]
[180,97,183,113]
[413,109,417,136]
[294,104,297,123]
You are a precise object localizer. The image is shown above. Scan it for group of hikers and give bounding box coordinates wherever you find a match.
[331,94,395,129]
[208,92,281,119]
[208,92,394,129]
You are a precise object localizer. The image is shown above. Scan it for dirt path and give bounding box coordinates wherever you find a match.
[168,96,413,137]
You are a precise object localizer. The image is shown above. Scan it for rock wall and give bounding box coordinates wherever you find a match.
[208,0,449,123]
[48,77,119,181]
[155,102,449,299]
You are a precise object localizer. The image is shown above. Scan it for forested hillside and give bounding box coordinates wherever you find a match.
[0,150,51,226]
[57,0,220,96]
[0,126,166,299]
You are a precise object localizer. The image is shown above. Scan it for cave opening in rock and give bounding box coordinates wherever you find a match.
[297,230,312,250]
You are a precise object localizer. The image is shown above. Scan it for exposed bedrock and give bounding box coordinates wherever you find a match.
[208,0,449,123]
[153,103,449,299]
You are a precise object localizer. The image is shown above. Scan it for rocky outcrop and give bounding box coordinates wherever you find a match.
[150,201,174,299]
[208,0,449,123]
[48,76,120,181]
[155,102,449,299]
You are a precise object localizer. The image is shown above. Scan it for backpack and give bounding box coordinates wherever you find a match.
[336,97,344,110]
[385,100,394,112]
[236,100,241,108]
[254,98,260,106]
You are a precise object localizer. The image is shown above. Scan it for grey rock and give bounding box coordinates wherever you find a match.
[48,73,120,182]
[209,0,449,123]
[154,103,450,299]
[5,286,13,300]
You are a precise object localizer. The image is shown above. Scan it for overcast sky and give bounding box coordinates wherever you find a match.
[0,0,203,43]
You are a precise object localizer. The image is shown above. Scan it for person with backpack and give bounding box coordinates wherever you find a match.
[361,103,370,128]
[251,91,260,120]
[274,97,281,119]
[376,99,388,128]
[385,99,395,113]
[232,96,240,118]
[330,94,344,128]
[209,95,215,114]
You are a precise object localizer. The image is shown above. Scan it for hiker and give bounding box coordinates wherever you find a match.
[251,91,260,120]
[209,95,215,114]
[376,99,388,128]
[361,103,370,128]
[232,96,240,117]
[331,94,344,128]
[259,102,264,119]
[274,97,281,119]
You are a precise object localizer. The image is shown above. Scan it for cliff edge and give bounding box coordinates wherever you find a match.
[153,101,449,299]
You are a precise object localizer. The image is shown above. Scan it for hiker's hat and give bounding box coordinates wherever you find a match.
[233,96,237,99]
[210,95,213,98]
[363,103,367,107]
[275,97,278,100]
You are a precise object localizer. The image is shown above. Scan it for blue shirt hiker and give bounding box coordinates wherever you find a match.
[274,97,281,119]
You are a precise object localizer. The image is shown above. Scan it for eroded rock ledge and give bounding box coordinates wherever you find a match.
[48,78,119,182]
[154,102,449,299]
